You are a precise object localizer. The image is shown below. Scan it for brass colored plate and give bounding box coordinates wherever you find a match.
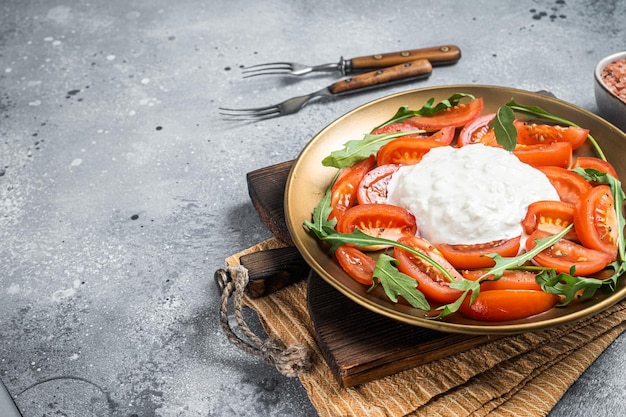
[285,85,626,335]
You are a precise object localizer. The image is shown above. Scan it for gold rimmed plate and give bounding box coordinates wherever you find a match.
[285,85,626,335]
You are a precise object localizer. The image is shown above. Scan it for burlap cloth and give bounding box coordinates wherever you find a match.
[224,237,626,417]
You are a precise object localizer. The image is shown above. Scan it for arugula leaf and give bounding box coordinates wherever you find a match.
[321,130,423,169]
[505,99,566,123]
[505,98,606,160]
[306,226,458,282]
[436,278,481,318]
[490,105,517,151]
[370,254,430,310]
[604,261,626,290]
[483,225,573,280]
[303,174,338,240]
[372,93,476,130]
[536,268,604,306]
[436,295,466,319]
[571,167,606,183]
[317,227,395,255]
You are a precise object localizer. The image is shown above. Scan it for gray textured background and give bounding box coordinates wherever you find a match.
[1,0,625,416]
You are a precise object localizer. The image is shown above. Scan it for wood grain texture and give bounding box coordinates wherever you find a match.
[240,246,309,297]
[247,160,294,246]
[349,45,461,70]
[307,272,497,387]
[328,59,431,95]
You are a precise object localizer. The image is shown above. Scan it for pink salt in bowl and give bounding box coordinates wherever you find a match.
[594,51,626,131]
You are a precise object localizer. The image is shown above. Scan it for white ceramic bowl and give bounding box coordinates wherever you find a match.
[594,51,626,131]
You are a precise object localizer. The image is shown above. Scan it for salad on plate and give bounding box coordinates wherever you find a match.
[303,93,625,323]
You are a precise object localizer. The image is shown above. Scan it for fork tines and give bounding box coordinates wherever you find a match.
[218,106,280,120]
[241,62,293,77]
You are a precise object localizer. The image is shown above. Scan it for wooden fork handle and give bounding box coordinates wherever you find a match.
[347,45,461,71]
[328,59,432,95]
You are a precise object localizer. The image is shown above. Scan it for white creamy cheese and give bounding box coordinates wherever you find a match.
[386,144,560,246]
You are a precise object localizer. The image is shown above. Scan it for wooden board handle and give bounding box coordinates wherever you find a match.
[240,246,309,297]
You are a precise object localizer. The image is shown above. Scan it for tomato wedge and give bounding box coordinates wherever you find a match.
[377,137,446,166]
[422,126,455,144]
[458,113,497,147]
[571,156,619,183]
[357,164,400,205]
[371,122,418,135]
[336,203,417,249]
[458,115,573,168]
[403,97,484,130]
[459,289,559,322]
[515,121,589,150]
[525,230,614,276]
[329,156,375,221]
[335,245,376,285]
[513,142,573,168]
[371,124,455,145]
[393,235,464,304]
[574,185,619,260]
[537,166,592,205]
[461,270,542,291]
[458,114,589,153]
[521,200,578,241]
[437,237,521,269]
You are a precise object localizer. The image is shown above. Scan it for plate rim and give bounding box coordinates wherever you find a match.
[285,84,626,335]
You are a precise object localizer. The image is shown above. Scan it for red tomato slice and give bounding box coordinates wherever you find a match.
[393,235,464,304]
[459,289,559,322]
[536,166,592,205]
[336,203,417,249]
[458,113,497,147]
[371,124,455,145]
[403,97,484,130]
[513,142,573,168]
[525,230,614,276]
[371,122,418,135]
[458,114,589,153]
[357,164,400,205]
[461,270,542,291]
[437,237,521,269]
[571,156,619,183]
[521,200,578,241]
[329,156,375,221]
[376,138,446,166]
[335,245,376,285]
[574,185,619,260]
[459,116,573,168]
[514,121,589,150]
[424,126,455,144]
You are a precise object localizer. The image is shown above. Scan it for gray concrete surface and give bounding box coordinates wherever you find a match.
[1,0,625,416]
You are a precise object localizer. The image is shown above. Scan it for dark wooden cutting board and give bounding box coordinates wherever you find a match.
[243,161,497,387]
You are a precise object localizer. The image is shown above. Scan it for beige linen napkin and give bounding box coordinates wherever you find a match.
[225,238,626,417]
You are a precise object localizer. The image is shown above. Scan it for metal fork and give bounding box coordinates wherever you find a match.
[242,61,340,77]
[241,45,460,77]
[220,59,432,121]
